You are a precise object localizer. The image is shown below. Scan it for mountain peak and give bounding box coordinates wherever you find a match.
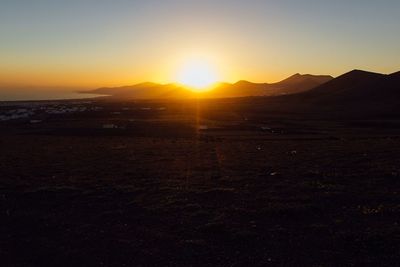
[278,73,333,85]
[135,82,160,88]
[302,69,393,101]
[234,80,252,85]
[345,69,383,76]
[334,70,385,83]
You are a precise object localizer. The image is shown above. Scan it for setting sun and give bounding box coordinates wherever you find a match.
[177,60,218,91]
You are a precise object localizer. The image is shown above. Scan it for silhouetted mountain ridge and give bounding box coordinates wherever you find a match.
[279,73,333,85]
[302,69,394,99]
[85,73,333,99]
[280,69,400,116]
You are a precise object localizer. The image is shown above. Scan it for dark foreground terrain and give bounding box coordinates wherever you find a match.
[1,97,400,266]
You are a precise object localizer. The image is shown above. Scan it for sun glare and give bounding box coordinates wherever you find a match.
[177,60,218,91]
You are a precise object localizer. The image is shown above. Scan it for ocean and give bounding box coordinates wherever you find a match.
[0,88,106,101]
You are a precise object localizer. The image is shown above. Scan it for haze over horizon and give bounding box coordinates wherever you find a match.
[1,0,400,94]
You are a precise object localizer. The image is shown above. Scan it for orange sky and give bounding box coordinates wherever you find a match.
[1,1,399,90]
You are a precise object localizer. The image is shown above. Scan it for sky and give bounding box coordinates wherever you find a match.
[1,0,400,90]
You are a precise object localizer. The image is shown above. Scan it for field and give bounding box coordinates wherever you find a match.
[1,97,400,266]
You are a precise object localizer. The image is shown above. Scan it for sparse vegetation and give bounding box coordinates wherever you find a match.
[1,98,400,266]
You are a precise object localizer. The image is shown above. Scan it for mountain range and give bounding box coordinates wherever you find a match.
[286,70,400,115]
[301,69,400,101]
[84,69,400,115]
[84,74,333,99]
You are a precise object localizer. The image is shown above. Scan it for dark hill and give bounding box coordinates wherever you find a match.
[303,70,385,100]
[302,69,400,103]
[279,70,400,117]
[212,74,333,97]
[279,73,333,86]
[269,73,333,95]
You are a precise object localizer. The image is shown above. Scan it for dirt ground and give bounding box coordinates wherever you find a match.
[1,98,400,266]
